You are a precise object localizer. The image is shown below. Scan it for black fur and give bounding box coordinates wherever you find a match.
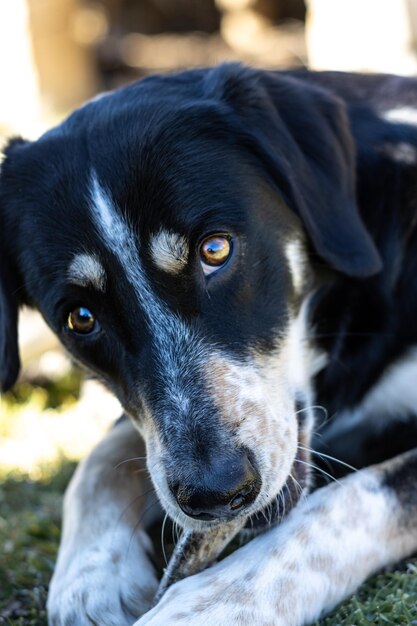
[297,72,417,469]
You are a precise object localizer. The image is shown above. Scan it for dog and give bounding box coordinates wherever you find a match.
[1,64,417,626]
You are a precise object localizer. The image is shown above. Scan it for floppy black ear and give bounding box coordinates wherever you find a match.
[204,65,382,278]
[0,138,27,392]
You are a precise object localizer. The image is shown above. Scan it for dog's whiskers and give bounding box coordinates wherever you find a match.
[289,473,305,500]
[126,495,160,557]
[117,486,156,528]
[279,488,286,520]
[134,466,151,475]
[294,404,328,421]
[313,409,339,432]
[267,501,273,527]
[172,514,182,547]
[161,512,169,566]
[113,456,147,470]
[297,444,357,473]
[286,481,296,511]
[296,458,343,487]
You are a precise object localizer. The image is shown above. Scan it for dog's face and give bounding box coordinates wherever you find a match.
[0,66,381,529]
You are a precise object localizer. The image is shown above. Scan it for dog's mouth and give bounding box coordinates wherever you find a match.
[245,449,311,530]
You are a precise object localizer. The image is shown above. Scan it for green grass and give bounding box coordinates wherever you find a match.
[319,563,417,625]
[1,377,416,625]
[0,463,76,626]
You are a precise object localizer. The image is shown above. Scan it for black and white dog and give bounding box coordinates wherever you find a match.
[1,65,417,626]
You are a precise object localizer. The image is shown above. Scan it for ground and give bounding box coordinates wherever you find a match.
[0,374,416,626]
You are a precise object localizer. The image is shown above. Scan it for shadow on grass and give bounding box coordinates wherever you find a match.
[0,460,77,626]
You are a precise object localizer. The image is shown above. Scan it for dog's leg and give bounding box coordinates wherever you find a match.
[47,417,160,626]
[134,448,417,626]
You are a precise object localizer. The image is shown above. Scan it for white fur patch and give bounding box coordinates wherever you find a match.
[48,420,158,626]
[382,107,417,126]
[150,229,189,274]
[286,297,328,395]
[285,239,306,293]
[89,172,200,353]
[381,142,417,165]
[323,346,417,441]
[67,253,106,291]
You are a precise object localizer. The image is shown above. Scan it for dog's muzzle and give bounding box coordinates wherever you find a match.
[169,450,261,521]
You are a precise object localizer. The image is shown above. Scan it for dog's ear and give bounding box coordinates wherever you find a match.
[0,138,27,392]
[204,65,382,278]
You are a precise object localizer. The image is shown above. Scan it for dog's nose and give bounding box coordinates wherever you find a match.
[170,452,261,521]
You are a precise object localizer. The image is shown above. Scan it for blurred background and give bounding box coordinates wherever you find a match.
[2,0,417,141]
[2,2,417,624]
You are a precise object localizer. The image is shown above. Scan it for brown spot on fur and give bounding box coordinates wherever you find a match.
[308,554,335,572]
[297,428,310,449]
[241,568,257,584]
[234,611,255,626]
[192,597,220,614]
[207,359,244,428]
[241,399,260,414]
[276,577,296,598]
[270,449,278,468]
[139,585,159,609]
[171,613,193,621]
[286,559,301,573]
[295,527,310,546]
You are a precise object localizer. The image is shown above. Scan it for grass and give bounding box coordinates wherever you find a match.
[0,375,416,626]
[319,565,417,625]
[0,462,76,626]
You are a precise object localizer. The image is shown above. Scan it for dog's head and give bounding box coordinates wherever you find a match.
[0,65,381,529]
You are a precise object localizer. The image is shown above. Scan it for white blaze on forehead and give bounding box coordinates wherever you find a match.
[89,172,204,399]
[67,253,106,291]
[89,172,171,317]
[285,239,306,293]
[150,229,189,274]
[381,107,417,126]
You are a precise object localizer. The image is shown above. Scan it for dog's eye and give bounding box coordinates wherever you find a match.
[199,235,232,276]
[67,307,97,335]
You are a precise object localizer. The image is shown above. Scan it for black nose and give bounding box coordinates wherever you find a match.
[170,452,261,521]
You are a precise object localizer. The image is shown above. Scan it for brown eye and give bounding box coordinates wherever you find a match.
[67,307,97,334]
[199,235,232,275]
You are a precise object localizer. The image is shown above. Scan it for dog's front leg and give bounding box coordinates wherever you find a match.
[47,417,160,626]
[135,448,417,626]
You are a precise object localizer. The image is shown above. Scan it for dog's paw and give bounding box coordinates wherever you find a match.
[47,528,158,626]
